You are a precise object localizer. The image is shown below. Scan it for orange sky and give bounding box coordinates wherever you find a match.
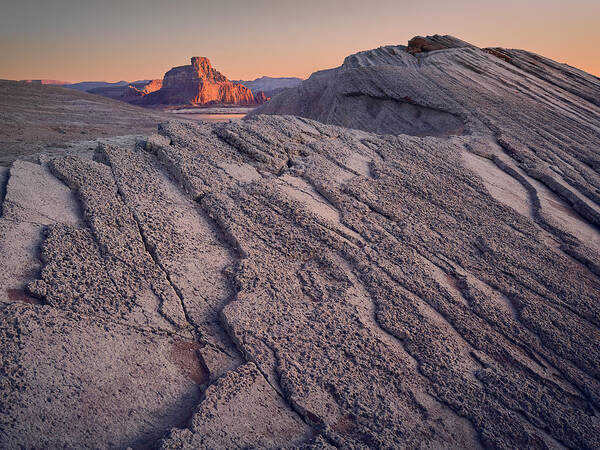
[1,0,599,82]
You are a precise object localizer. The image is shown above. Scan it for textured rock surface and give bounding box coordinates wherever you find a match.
[483,47,600,107]
[159,363,312,449]
[0,305,202,448]
[255,35,600,261]
[1,36,600,449]
[0,80,170,166]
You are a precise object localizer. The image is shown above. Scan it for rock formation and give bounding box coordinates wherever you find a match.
[406,35,472,54]
[121,78,163,101]
[87,80,157,100]
[140,57,264,107]
[80,58,269,107]
[1,36,600,449]
[253,91,269,104]
[253,34,600,136]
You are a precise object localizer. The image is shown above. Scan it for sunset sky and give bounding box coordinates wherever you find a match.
[1,0,599,82]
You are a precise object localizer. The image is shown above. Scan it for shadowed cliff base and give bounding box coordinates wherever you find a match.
[337,92,466,136]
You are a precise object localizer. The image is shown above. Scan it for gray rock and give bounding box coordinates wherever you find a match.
[0,303,203,449]
[158,363,312,449]
[1,36,599,449]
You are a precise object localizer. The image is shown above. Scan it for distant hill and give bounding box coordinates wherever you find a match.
[233,76,302,98]
[61,81,131,92]
[62,80,153,92]
[20,79,71,85]
[17,80,154,92]
[0,80,170,165]
[87,80,156,99]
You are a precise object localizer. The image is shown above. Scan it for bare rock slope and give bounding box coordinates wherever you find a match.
[1,36,600,449]
[0,80,171,166]
[254,35,600,136]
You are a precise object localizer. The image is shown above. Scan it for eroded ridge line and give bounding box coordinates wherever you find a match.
[146,139,328,446]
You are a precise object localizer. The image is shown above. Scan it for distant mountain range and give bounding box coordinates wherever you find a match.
[232,76,303,98]
[62,80,151,92]
[18,73,303,107]
[20,79,71,85]
[54,66,301,107]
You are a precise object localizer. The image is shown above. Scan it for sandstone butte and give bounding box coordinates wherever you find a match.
[132,56,266,107]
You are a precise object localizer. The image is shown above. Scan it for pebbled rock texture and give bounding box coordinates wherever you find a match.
[1,36,600,449]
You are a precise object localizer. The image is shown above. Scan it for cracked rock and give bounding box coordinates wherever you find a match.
[1,35,600,449]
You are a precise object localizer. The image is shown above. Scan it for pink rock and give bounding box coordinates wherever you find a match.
[141,57,261,106]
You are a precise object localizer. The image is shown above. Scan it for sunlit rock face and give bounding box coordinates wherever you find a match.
[84,57,270,107]
[121,79,163,101]
[141,56,263,106]
[253,91,269,103]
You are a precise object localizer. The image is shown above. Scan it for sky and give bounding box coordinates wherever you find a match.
[1,0,599,82]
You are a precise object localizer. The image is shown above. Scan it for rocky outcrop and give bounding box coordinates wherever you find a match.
[121,79,163,101]
[254,34,600,137]
[140,78,163,94]
[1,36,600,449]
[253,91,269,104]
[140,57,264,107]
[87,79,162,101]
[83,58,268,107]
[407,34,473,54]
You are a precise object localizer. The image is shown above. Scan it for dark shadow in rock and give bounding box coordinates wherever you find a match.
[338,93,466,136]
